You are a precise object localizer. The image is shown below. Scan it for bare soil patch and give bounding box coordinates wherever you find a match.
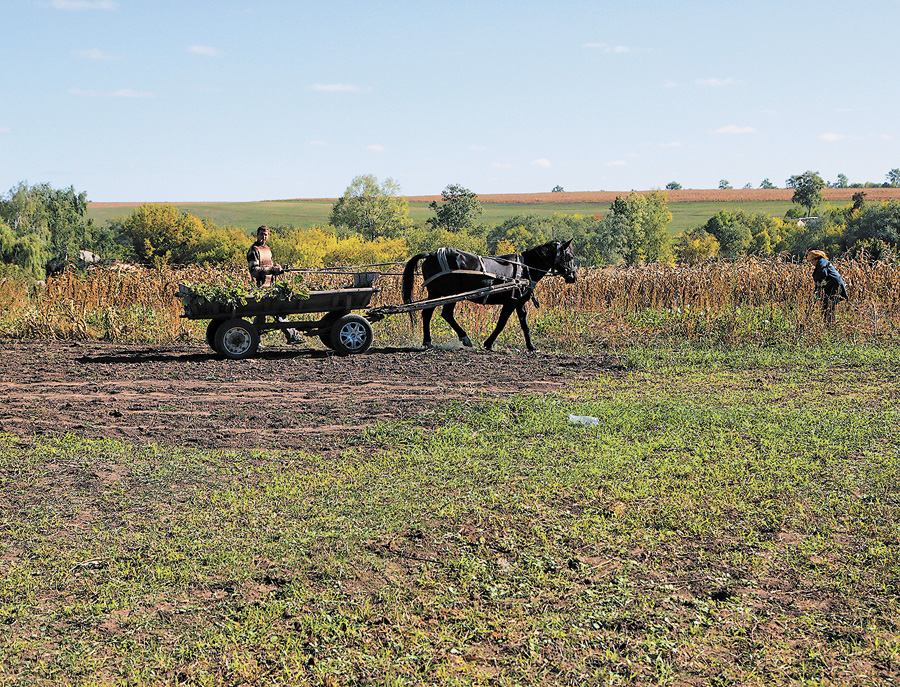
[0,339,619,455]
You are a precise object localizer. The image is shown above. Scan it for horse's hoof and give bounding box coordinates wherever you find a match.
[461,336,473,347]
[423,342,435,350]
[483,343,493,351]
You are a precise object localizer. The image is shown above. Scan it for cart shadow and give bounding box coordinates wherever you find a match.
[77,345,425,365]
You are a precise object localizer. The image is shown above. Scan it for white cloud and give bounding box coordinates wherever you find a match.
[110,89,155,98]
[663,80,679,88]
[367,144,386,152]
[188,45,221,57]
[309,140,328,147]
[660,141,683,148]
[713,125,756,135]
[469,145,487,152]
[310,84,361,92]
[531,158,552,168]
[0,126,11,134]
[491,162,512,169]
[605,160,627,167]
[696,77,741,87]
[70,88,155,98]
[73,48,119,60]
[52,0,117,9]
[584,42,632,54]
[820,132,845,142]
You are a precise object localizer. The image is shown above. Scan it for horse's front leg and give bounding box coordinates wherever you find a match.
[421,307,435,349]
[515,302,536,351]
[440,303,472,347]
[484,302,516,351]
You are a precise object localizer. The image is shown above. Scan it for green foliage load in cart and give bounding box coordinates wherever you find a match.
[179,276,309,311]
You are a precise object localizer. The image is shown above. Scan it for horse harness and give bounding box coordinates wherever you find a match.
[422,248,538,303]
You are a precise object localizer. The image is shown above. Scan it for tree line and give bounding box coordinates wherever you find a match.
[2,171,899,279]
[665,168,900,192]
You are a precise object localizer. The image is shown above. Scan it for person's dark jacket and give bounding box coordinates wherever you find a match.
[812,257,848,299]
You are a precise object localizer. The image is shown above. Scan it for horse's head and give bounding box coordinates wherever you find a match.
[554,239,577,283]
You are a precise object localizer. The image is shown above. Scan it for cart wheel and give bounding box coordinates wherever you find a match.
[205,319,225,351]
[318,311,343,348]
[330,314,373,355]
[214,318,260,360]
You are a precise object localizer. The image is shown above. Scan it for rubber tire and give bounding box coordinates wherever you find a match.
[206,319,225,352]
[330,314,373,355]
[318,311,343,348]
[214,318,260,360]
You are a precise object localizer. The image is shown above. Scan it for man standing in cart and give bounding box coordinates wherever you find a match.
[247,225,302,344]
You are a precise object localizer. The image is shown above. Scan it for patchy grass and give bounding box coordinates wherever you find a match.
[2,344,899,685]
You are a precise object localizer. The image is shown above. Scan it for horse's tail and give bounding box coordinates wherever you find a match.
[401,252,428,323]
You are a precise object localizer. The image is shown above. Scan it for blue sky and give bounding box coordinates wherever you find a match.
[3,0,899,202]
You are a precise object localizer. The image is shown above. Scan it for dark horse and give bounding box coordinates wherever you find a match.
[401,239,577,351]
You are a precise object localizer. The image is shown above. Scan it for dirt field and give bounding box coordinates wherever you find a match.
[0,339,619,456]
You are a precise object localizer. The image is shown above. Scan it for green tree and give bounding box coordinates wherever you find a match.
[836,173,849,188]
[0,181,103,275]
[426,184,483,232]
[760,179,777,189]
[702,211,751,257]
[582,213,629,265]
[787,170,825,216]
[887,169,900,187]
[718,179,732,190]
[0,219,48,278]
[329,174,411,240]
[551,185,564,192]
[487,215,555,253]
[0,182,95,259]
[607,191,673,265]
[665,181,682,190]
[122,203,204,265]
[843,200,900,253]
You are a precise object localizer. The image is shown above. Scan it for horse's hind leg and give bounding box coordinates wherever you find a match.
[421,307,435,349]
[441,303,472,347]
[483,302,516,351]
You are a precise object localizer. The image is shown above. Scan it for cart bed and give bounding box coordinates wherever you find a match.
[180,285,378,320]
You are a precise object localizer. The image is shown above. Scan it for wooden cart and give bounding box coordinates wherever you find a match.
[179,273,380,359]
[180,274,532,360]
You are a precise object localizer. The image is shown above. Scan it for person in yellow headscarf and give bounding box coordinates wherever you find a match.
[806,249,848,325]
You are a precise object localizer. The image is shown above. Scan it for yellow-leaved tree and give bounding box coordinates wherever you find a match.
[268,226,340,267]
[323,236,408,266]
[194,221,250,265]
[674,227,720,264]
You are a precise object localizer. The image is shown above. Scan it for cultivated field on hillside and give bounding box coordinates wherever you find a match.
[88,188,900,236]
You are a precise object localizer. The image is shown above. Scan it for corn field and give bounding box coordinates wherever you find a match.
[1,257,898,349]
